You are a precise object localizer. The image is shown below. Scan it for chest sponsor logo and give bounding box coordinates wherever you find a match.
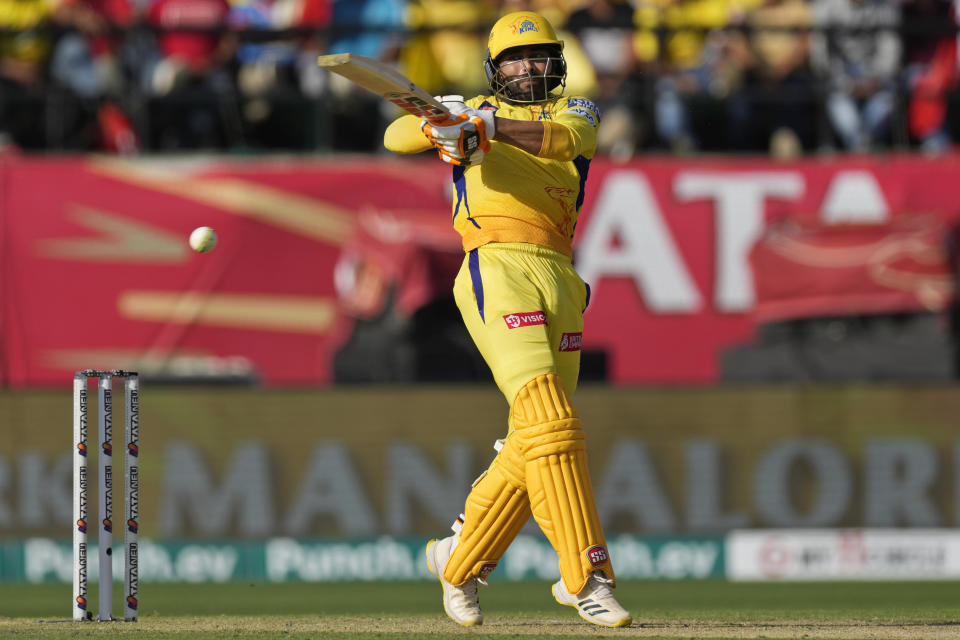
[533,106,552,121]
[559,332,582,352]
[503,311,547,328]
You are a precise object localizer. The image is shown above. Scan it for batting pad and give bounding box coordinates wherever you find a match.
[512,373,614,595]
[443,436,531,586]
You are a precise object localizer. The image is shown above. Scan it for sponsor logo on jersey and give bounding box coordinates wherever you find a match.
[586,545,609,567]
[503,311,547,328]
[559,332,582,352]
[569,108,597,127]
[568,98,599,116]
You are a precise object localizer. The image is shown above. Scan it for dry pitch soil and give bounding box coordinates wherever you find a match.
[7,616,960,639]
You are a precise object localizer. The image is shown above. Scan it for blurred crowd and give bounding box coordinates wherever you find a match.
[1,0,959,156]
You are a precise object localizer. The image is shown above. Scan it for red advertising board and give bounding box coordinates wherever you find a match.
[1,153,959,387]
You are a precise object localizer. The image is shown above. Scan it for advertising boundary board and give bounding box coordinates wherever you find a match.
[2,154,960,386]
[727,529,960,581]
[4,535,725,583]
[7,529,960,583]
[1,385,958,539]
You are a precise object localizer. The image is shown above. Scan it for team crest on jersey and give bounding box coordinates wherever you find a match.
[515,19,539,34]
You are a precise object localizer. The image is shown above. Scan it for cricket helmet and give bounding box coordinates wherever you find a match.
[483,11,566,103]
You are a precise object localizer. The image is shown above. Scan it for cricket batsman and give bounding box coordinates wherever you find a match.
[383,10,632,629]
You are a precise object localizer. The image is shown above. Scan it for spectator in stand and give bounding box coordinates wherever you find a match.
[330,0,406,61]
[810,0,900,151]
[497,0,580,26]
[635,0,755,152]
[0,0,88,147]
[401,0,495,96]
[51,0,134,97]
[322,0,406,150]
[229,0,331,149]
[292,0,334,100]
[728,0,816,155]
[900,0,957,152]
[143,0,237,149]
[564,0,641,158]
[50,0,139,152]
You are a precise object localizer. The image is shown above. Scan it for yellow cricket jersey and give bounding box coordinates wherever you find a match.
[383,94,600,258]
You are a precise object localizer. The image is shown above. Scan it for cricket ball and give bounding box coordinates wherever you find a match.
[189,226,218,253]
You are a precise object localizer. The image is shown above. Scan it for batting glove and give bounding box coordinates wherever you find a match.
[420,98,496,166]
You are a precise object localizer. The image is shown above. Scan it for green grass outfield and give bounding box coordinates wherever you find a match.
[0,581,958,639]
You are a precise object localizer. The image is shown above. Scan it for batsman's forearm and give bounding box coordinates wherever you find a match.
[493,118,544,156]
[493,118,581,161]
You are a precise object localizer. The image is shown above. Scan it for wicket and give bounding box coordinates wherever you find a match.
[72,370,139,622]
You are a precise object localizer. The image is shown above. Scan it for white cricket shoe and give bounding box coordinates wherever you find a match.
[552,571,632,628]
[425,535,484,626]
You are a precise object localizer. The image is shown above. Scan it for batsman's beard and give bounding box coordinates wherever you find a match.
[493,56,565,104]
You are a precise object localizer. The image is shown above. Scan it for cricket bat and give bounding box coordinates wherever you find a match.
[317,53,449,121]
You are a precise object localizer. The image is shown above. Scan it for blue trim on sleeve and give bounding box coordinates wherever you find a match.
[574,155,591,212]
[584,282,591,313]
[452,166,464,223]
[453,166,481,229]
[468,249,484,322]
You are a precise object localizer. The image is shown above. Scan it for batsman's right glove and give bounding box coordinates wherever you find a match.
[420,96,495,166]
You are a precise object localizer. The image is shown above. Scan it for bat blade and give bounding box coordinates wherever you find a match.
[317,53,449,120]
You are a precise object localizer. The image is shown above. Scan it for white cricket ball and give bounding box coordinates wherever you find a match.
[189,226,217,253]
